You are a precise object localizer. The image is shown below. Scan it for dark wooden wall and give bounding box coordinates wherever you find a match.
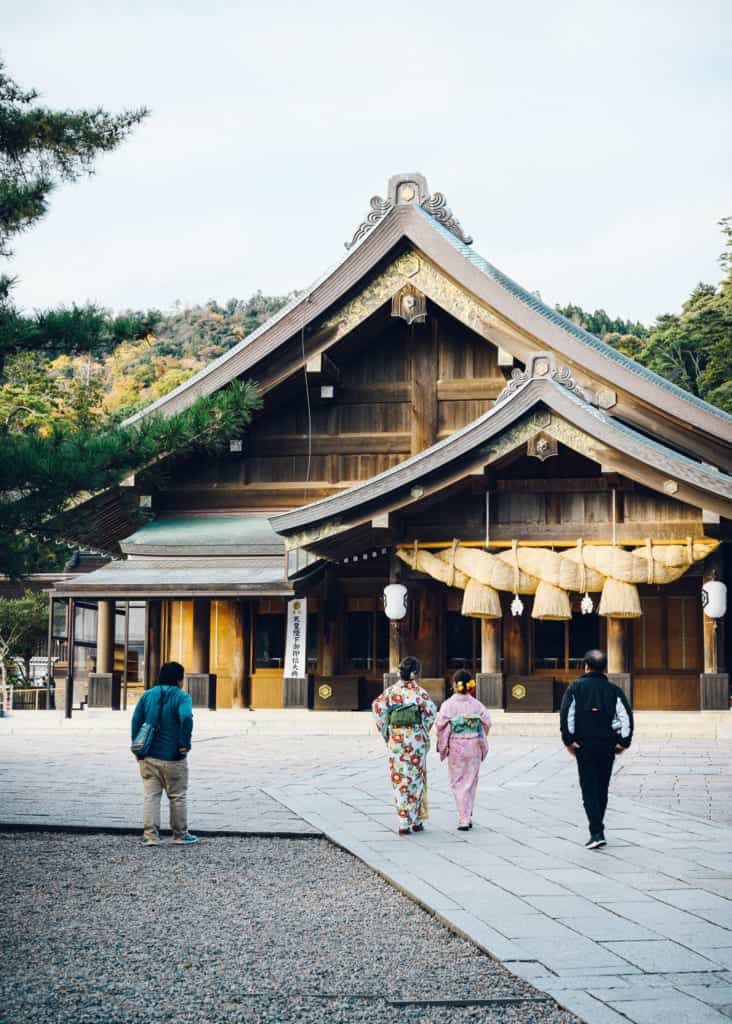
[156,303,506,512]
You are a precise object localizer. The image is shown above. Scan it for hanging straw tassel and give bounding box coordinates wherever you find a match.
[531,580,571,620]
[461,578,502,619]
[597,578,642,618]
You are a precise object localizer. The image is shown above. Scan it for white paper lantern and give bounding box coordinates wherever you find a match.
[702,580,727,620]
[383,583,408,621]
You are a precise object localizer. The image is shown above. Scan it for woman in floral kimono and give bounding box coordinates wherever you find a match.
[436,670,492,830]
[372,656,437,835]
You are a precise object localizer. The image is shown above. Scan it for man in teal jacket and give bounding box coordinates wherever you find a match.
[131,661,197,846]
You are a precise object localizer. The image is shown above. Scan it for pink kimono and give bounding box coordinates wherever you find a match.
[436,693,492,828]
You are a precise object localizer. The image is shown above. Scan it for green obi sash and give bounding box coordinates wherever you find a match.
[450,714,482,735]
[388,703,422,728]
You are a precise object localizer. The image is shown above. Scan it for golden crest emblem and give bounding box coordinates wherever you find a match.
[511,683,527,700]
[318,684,333,700]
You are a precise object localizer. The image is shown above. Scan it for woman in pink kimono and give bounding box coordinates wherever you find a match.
[436,670,492,830]
[372,656,437,836]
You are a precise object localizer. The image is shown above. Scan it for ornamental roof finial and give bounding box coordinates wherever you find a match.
[345,173,473,250]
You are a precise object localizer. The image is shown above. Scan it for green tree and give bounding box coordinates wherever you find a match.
[0,58,155,369]
[0,350,62,429]
[0,590,47,687]
[637,220,732,411]
[0,62,264,575]
[0,379,262,577]
[63,367,106,430]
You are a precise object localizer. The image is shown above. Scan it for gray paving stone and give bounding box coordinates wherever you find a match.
[516,937,633,972]
[435,908,531,962]
[558,914,661,942]
[553,989,638,1024]
[602,939,722,973]
[607,993,731,1023]
[675,983,732,1006]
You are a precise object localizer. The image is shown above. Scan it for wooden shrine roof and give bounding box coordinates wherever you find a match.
[122,175,732,454]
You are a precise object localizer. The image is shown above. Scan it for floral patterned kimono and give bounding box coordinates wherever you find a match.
[436,693,492,828]
[372,680,437,829]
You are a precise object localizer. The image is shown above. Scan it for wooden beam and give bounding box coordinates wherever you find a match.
[398,533,712,549]
[251,433,410,456]
[338,384,410,404]
[495,478,634,493]
[436,378,505,400]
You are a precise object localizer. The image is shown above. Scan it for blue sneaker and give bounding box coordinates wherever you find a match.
[172,833,199,845]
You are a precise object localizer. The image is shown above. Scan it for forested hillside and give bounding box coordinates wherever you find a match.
[0,292,292,431]
[1,218,730,435]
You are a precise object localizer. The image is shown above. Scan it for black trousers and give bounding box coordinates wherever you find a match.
[575,740,616,835]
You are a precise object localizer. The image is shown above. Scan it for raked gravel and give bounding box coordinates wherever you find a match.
[1,833,580,1024]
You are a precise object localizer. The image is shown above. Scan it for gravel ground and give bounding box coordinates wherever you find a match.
[0,833,579,1024]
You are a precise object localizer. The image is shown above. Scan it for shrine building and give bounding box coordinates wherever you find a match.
[51,173,732,713]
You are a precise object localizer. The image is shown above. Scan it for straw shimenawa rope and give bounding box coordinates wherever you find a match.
[396,537,718,620]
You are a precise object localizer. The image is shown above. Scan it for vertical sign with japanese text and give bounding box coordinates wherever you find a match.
[284,598,307,678]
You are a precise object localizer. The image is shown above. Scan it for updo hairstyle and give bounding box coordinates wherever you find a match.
[452,669,476,694]
[398,656,422,681]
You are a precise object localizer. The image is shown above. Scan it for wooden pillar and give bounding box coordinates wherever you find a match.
[231,600,247,709]
[321,568,340,676]
[480,619,500,674]
[146,599,162,688]
[64,598,75,719]
[409,318,438,456]
[96,599,115,674]
[504,612,528,675]
[606,619,626,675]
[191,598,211,674]
[700,550,728,709]
[388,554,402,673]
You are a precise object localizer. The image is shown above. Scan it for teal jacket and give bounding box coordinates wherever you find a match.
[131,685,193,761]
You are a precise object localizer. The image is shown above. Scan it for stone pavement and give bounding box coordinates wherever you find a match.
[5,711,732,1024]
[268,738,732,1024]
[0,710,379,835]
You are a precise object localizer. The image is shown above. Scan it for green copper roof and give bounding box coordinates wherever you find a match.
[416,206,732,425]
[121,514,285,556]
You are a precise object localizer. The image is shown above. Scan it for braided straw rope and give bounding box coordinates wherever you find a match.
[396,537,719,619]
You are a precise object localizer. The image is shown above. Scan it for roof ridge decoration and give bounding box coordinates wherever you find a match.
[496,352,595,406]
[346,173,473,250]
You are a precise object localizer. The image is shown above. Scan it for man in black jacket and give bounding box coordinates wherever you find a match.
[560,649,633,849]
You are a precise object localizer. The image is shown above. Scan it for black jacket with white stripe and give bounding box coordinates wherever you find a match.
[560,672,633,749]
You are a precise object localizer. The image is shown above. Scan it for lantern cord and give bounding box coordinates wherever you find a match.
[578,537,586,595]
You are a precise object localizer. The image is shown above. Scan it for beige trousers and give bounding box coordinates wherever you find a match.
[139,757,188,839]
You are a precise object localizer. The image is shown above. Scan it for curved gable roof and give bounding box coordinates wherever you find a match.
[123,177,732,449]
[269,375,732,539]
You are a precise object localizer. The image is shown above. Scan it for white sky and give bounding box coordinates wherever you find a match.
[4,0,731,323]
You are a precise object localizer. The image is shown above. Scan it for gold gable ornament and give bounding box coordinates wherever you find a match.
[391,284,427,326]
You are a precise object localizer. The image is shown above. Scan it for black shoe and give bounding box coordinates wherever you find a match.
[411,823,425,833]
[457,825,470,831]
[586,833,606,849]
